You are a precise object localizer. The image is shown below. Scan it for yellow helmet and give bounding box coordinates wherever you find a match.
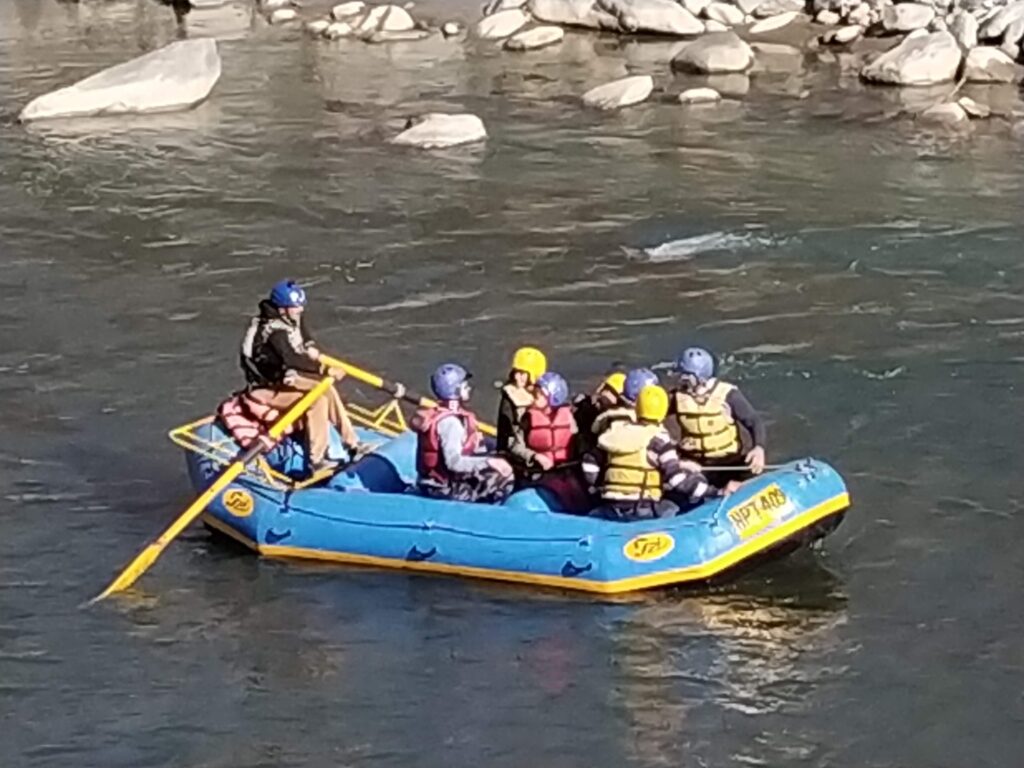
[636,384,669,422]
[601,372,626,395]
[510,346,547,383]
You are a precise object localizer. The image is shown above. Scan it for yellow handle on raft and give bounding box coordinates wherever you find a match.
[90,376,336,603]
[320,354,498,437]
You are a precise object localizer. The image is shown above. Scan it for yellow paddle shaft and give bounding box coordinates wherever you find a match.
[320,354,498,437]
[91,376,335,602]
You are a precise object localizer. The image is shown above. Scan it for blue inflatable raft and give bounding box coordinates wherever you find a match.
[171,397,850,595]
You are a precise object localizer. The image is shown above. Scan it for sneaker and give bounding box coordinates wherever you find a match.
[308,459,340,478]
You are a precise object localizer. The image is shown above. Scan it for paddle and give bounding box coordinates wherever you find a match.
[320,354,498,437]
[91,376,335,603]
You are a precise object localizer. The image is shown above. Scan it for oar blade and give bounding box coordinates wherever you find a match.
[89,543,163,603]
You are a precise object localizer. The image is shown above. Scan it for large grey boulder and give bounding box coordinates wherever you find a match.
[979,1,1024,40]
[391,113,487,148]
[949,10,979,51]
[881,3,935,33]
[530,0,702,35]
[475,8,531,38]
[704,1,745,25]
[20,40,221,122]
[582,75,654,108]
[504,24,565,48]
[860,30,961,85]
[671,31,755,72]
[963,45,1024,82]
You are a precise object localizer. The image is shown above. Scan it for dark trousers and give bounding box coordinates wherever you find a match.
[419,469,515,504]
[592,498,680,522]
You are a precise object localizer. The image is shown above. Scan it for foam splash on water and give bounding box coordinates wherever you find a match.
[625,230,788,263]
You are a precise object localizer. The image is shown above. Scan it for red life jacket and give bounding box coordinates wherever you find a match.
[217,391,293,449]
[524,405,575,465]
[413,405,481,484]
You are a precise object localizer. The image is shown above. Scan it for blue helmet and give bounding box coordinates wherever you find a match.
[269,279,307,309]
[623,368,659,404]
[677,347,715,383]
[536,372,569,408]
[431,363,471,401]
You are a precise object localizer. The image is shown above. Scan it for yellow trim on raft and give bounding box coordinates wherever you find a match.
[201,491,850,594]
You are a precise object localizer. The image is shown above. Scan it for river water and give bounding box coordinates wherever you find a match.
[2,1,1023,766]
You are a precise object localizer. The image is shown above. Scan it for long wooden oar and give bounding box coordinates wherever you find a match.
[91,376,335,603]
[320,354,498,437]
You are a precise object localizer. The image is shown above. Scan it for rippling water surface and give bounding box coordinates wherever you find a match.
[2,1,1023,766]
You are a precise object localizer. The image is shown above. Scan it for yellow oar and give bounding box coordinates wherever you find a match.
[320,354,498,437]
[91,376,335,602]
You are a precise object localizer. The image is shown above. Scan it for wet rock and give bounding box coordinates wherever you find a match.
[860,30,961,85]
[999,18,1024,58]
[531,0,703,35]
[705,2,745,25]
[748,10,798,33]
[331,1,365,18]
[351,4,416,33]
[270,8,298,23]
[683,0,710,15]
[442,21,461,36]
[325,20,354,37]
[530,0,618,29]
[20,39,221,122]
[881,3,935,32]
[919,101,968,123]
[949,9,979,51]
[821,24,863,44]
[505,24,565,48]
[672,31,755,72]
[582,74,654,108]
[963,45,1024,82]
[957,95,991,117]
[703,18,729,30]
[815,9,840,25]
[476,8,531,37]
[979,0,1024,40]
[391,113,487,148]
[307,19,331,35]
[678,86,723,102]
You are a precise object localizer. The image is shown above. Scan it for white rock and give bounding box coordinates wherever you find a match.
[20,39,221,122]
[530,0,618,29]
[683,0,710,16]
[749,11,798,32]
[823,23,862,43]
[671,31,755,72]
[391,113,487,148]
[846,2,871,26]
[703,18,729,30]
[307,19,331,34]
[705,2,745,25]
[351,5,416,33]
[504,25,565,49]
[860,30,961,86]
[1000,18,1024,54]
[365,28,433,42]
[325,20,354,37]
[191,0,230,7]
[963,45,1023,82]
[582,74,654,109]
[483,0,529,14]
[957,95,991,117]
[815,9,840,24]
[882,3,935,32]
[442,21,461,36]
[919,102,968,123]
[270,8,298,23]
[262,0,292,9]
[475,8,531,38]
[752,0,801,17]
[949,9,979,50]
[678,86,722,102]
[530,0,703,35]
[979,0,1024,39]
[331,1,365,19]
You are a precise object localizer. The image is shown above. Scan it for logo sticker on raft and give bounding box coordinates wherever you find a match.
[222,488,254,518]
[727,483,791,539]
[623,532,676,562]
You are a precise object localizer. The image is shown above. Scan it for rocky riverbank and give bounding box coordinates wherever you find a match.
[16,0,1024,139]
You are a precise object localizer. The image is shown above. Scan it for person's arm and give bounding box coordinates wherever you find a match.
[727,388,765,447]
[267,329,322,375]
[437,416,492,475]
[495,394,517,452]
[653,436,714,503]
[299,314,318,349]
[508,414,541,467]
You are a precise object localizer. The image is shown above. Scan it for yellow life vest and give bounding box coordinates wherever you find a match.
[597,422,663,501]
[673,380,740,459]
